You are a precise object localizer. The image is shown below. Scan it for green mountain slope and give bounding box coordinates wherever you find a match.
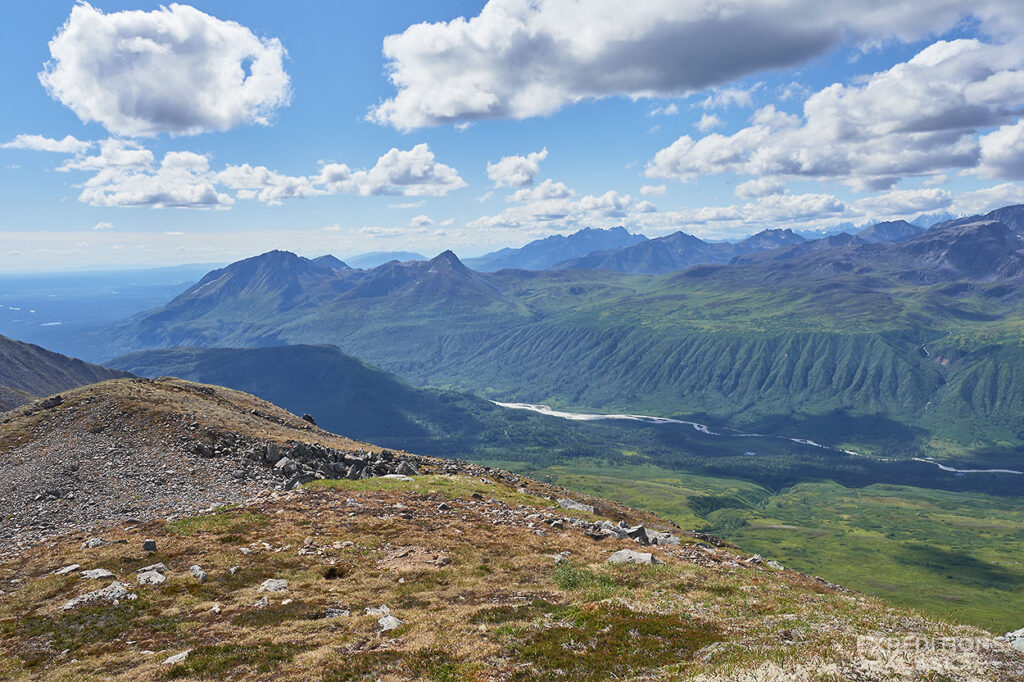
[100,208,1024,459]
[0,334,132,411]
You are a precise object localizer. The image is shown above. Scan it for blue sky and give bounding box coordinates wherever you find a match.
[1,1,1023,270]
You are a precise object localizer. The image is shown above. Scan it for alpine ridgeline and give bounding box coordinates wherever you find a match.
[100,205,1024,458]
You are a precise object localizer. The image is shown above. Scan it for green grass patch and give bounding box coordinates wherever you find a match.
[469,599,568,625]
[162,642,303,679]
[321,648,473,681]
[2,598,145,664]
[720,481,1024,632]
[165,511,268,537]
[508,604,720,681]
[307,474,554,509]
[231,600,324,627]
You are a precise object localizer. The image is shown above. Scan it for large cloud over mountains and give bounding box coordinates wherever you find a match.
[646,39,1024,189]
[39,3,290,136]
[67,143,465,208]
[369,0,1024,130]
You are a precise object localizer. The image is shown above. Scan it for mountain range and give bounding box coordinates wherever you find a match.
[555,228,806,274]
[343,250,426,269]
[464,226,647,271]
[94,204,1024,461]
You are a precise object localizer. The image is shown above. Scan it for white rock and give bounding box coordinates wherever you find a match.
[53,563,80,575]
[253,596,269,609]
[137,570,166,585]
[607,549,661,565]
[557,498,597,514]
[136,563,167,574]
[162,650,190,665]
[379,474,413,481]
[378,614,402,631]
[189,565,208,583]
[259,578,288,592]
[210,603,222,615]
[1004,627,1024,652]
[80,568,115,580]
[81,537,109,549]
[365,604,391,617]
[62,581,137,610]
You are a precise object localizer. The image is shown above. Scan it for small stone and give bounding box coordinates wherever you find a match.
[189,565,208,583]
[325,607,350,618]
[259,578,288,592]
[142,539,157,552]
[210,604,221,615]
[378,614,402,631]
[162,650,190,665]
[53,563,80,576]
[81,537,109,549]
[136,563,167,574]
[253,596,269,609]
[281,598,293,605]
[137,570,166,585]
[229,566,240,574]
[607,549,661,565]
[557,498,597,514]
[365,604,390,617]
[80,568,115,580]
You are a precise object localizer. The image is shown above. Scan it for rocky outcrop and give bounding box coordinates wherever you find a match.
[192,429,422,490]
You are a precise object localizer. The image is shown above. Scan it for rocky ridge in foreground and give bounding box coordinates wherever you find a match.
[0,378,1022,680]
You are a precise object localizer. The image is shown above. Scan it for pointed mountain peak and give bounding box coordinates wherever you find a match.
[312,254,350,271]
[429,250,467,269]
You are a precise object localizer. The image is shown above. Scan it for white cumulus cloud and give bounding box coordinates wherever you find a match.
[487,148,549,187]
[58,141,465,208]
[695,113,723,132]
[369,0,1023,130]
[2,134,92,154]
[647,39,1024,189]
[977,119,1024,179]
[318,144,466,197]
[39,3,290,136]
[735,177,786,199]
[79,151,234,209]
[59,139,154,172]
[216,164,322,205]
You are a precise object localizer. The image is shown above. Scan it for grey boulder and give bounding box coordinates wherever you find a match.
[607,549,661,565]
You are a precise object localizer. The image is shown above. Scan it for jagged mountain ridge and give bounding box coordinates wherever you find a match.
[0,334,132,412]
[464,226,647,272]
[554,228,806,274]
[856,219,924,243]
[342,250,426,269]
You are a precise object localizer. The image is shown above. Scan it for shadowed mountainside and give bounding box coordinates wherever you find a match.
[0,334,132,411]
